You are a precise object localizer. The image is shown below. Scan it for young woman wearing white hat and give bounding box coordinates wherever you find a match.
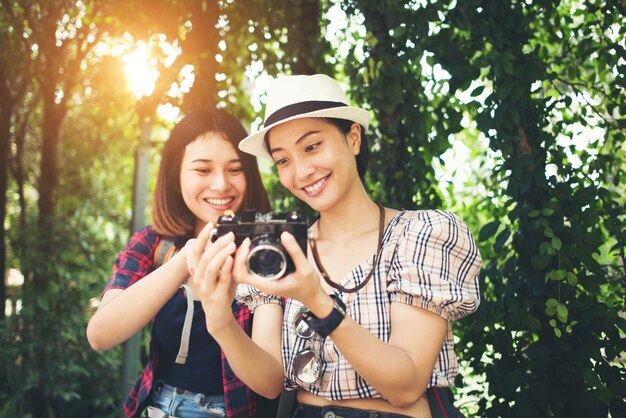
[193,74,482,418]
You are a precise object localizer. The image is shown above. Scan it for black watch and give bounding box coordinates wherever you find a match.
[302,295,347,338]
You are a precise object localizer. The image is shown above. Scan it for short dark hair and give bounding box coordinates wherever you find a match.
[153,108,271,237]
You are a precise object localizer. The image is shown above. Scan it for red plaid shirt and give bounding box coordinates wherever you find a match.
[104,226,274,418]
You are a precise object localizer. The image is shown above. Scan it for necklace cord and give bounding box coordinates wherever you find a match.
[308,202,385,294]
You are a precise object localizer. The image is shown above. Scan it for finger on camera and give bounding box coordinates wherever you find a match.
[233,238,251,269]
[197,240,231,279]
[204,240,236,266]
[212,231,235,247]
[217,256,234,288]
[220,255,234,277]
[233,255,259,286]
[280,232,307,265]
[196,221,213,248]
[201,232,235,261]
[205,242,236,277]
[209,232,234,254]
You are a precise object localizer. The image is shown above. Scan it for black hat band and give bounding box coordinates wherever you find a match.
[264,101,348,127]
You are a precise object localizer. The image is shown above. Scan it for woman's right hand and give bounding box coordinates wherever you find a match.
[191,233,286,401]
[188,228,239,334]
[183,222,214,277]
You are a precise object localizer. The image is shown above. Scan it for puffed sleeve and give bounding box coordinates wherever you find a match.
[235,284,284,313]
[387,210,481,320]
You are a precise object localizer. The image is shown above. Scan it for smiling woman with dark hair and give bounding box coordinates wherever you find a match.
[86,108,278,418]
[192,75,482,418]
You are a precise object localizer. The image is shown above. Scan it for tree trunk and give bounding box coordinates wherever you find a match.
[287,0,328,76]
[37,94,62,232]
[0,91,9,322]
[31,81,64,418]
[182,0,220,111]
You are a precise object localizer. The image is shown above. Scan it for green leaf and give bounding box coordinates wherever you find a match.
[470,85,485,97]
[546,298,559,308]
[566,272,578,285]
[392,25,407,39]
[531,253,551,270]
[581,368,601,387]
[494,228,511,251]
[596,387,612,405]
[573,186,598,205]
[540,208,554,216]
[479,220,500,242]
[557,304,568,323]
[547,269,566,281]
[504,60,514,75]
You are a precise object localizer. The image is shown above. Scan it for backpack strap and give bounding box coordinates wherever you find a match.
[153,236,179,268]
[426,387,466,418]
[153,236,191,364]
[276,389,297,418]
[175,283,194,364]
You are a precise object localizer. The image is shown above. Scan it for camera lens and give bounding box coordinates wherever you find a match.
[247,236,287,280]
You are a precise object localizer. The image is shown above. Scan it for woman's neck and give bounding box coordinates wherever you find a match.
[316,195,380,241]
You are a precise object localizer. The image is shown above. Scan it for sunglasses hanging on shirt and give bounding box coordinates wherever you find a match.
[292,306,324,386]
[293,202,385,385]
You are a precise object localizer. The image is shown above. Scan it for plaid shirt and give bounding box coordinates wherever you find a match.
[104,226,267,418]
[279,210,482,399]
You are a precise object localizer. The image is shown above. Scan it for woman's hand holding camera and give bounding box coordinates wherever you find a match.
[234,231,329,313]
[182,221,213,277]
[188,223,239,334]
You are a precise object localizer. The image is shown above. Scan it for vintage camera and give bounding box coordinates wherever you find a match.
[211,209,308,280]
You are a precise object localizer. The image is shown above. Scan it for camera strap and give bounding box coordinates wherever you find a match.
[309,201,385,294]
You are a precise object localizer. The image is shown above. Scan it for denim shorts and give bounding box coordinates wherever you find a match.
[147,380,226,418]
[293,404,411,418]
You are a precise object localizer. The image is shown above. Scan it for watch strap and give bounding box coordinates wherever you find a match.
[302,295,346,338]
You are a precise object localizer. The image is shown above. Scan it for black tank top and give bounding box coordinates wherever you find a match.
[153,288,224,394]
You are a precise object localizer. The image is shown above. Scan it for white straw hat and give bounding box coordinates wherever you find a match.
[239,74,370,159]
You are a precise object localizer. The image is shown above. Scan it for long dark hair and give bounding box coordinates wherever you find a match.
[153,108,271,237]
